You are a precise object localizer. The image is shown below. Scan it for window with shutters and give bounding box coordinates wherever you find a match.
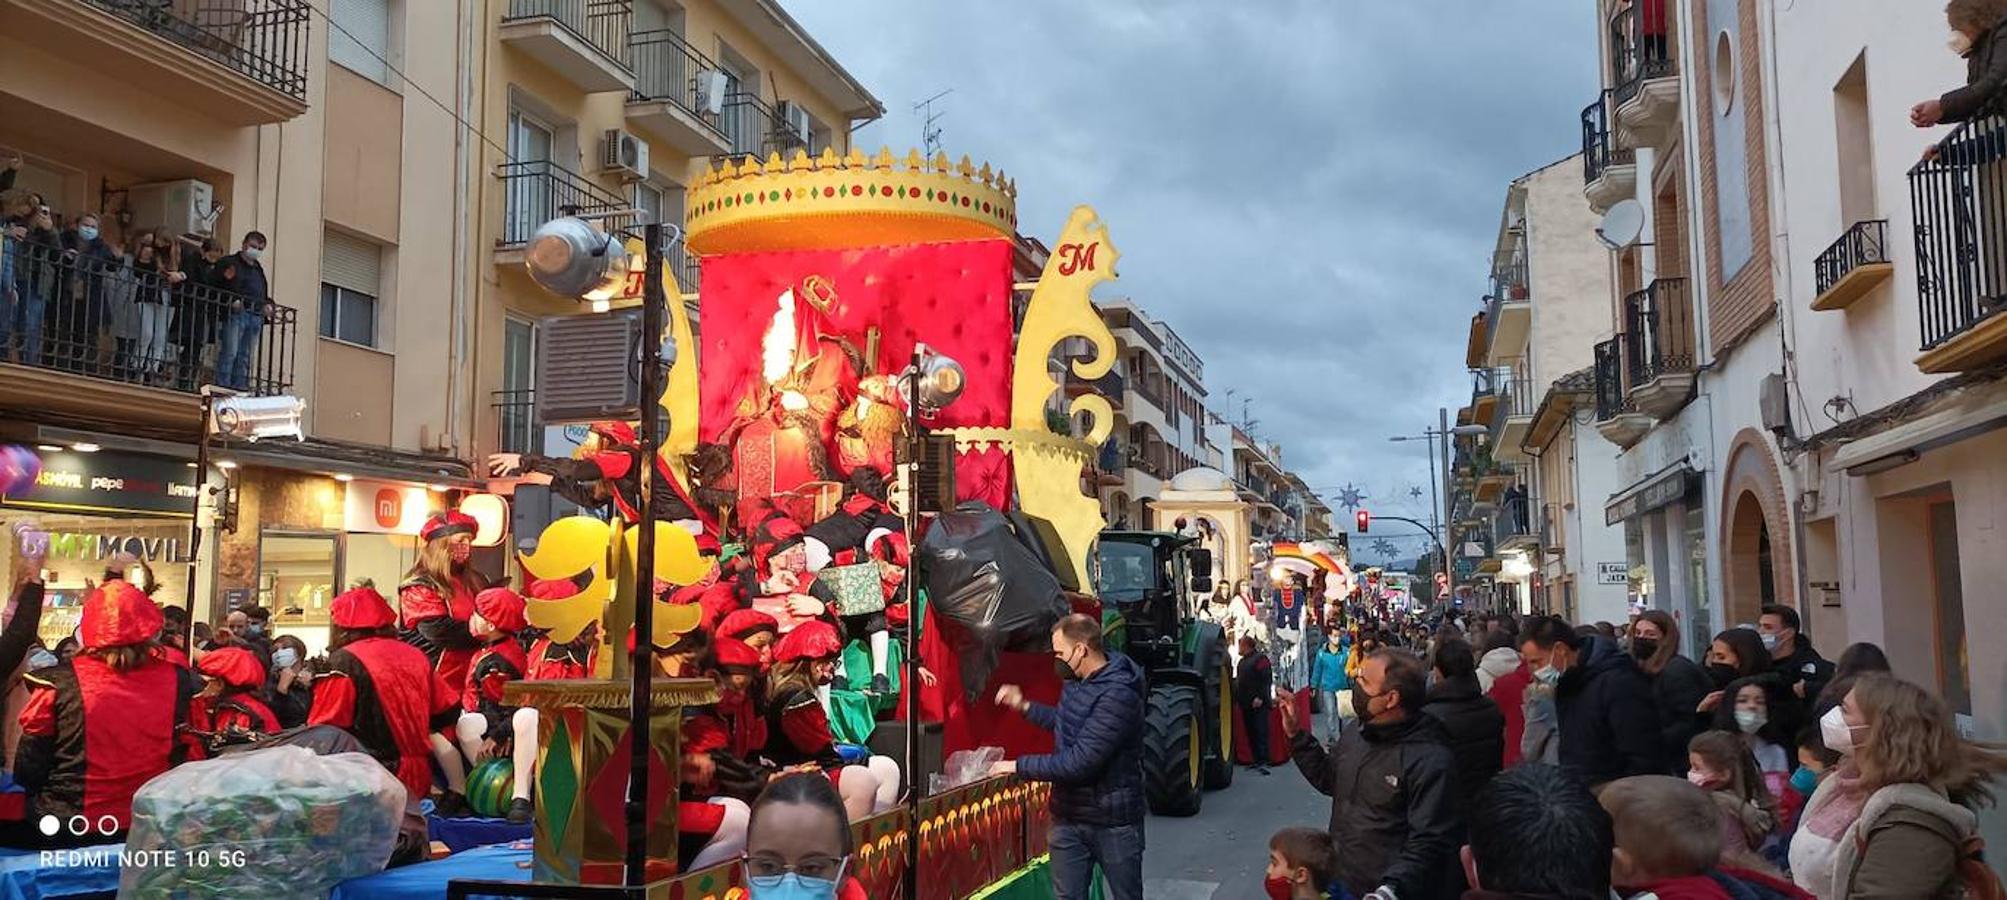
[320,229,381,347]
[500,318,537,454]
[330,0,393,85]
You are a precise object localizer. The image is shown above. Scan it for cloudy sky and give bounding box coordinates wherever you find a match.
[791,2,1600,560]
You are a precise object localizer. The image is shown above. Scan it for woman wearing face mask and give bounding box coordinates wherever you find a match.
[761,620,896,820]
[398,512,489,696]
[1911,0,2007,134]
[1789,674,2007,898]
[265,633,314,729]
[189,645,279,753]
[1632,610,1709,775]
[1697,628,1769,716]
[742,773,869,900]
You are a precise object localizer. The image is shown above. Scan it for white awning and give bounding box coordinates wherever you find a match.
[1830,380,2007,475]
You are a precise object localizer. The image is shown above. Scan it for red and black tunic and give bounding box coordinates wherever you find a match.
[525,634,597,681]
[308,635,459,806]
[763,685,843,772]
[462,637,529,741]
[16,654,199,835]
[399,576,479,695]
[522,449,714,535]
[191,690,280,736]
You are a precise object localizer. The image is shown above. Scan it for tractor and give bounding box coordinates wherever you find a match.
[1092,530,1235,817]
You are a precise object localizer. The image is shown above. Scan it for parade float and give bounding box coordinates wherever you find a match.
[460,145,1132,900]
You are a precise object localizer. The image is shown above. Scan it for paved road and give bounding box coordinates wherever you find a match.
[1139,746,1333,900]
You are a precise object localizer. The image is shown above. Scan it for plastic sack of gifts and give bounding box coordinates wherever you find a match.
[918,503,1068,700]
[929,746,1006,794]
[119,744,407,897]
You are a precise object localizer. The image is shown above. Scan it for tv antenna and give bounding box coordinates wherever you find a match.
[914,88,953,158]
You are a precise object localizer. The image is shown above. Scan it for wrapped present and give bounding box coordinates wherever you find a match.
[773,481,842,525]
[820,562,886,617]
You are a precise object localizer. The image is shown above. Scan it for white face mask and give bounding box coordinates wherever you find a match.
[1951,30,1975,55]
[243,245,264,261]
[1820,705,1861,755]
[1759,631,1780,652]
[1735,709,1768,734]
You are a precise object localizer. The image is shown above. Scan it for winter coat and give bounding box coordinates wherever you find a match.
[1768,642,1834,713]
[1825,783,1979,900]
[1943,20,2007,123]
[1649,653,1711,774]
[1016,651,1146,827]
[1554,635,1663,786]
[1311,645,1351,693]
[1236,650,1273,709]
[1622,868,1813,900]
[1420,674,1504,808]
[1291,713,1464,900]
[1480,649,1532,768]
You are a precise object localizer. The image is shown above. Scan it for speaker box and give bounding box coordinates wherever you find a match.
[868,719,945,790]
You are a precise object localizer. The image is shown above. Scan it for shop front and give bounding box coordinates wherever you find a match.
[1605,461,1711,660]
[0,447,197,646]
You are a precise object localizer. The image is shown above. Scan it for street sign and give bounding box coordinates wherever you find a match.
[1596,562,1628,585]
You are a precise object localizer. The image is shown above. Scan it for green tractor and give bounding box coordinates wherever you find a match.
[1093,530,1235,817]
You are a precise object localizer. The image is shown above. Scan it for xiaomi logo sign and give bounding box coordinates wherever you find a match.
[374,489,404,529]
[343,480,432,535]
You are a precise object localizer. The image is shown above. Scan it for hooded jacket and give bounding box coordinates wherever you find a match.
[1421,674,1505,808]
[1826,783,1981,900]
[1943,20,2007,123]
[1311,642,1351,693]
[1016,651,1147,827]
[1478,648,1531,768]
[1554,635,1663,786]
[1291,712,1464,900]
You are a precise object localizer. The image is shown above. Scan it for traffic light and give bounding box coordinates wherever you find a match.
[1356,509,1371,533]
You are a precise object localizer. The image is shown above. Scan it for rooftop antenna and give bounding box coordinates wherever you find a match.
[914,88,953,158]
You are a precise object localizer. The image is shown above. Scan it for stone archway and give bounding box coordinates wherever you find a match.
[1721,429,1794,626]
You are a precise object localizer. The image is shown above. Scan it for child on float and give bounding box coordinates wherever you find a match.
[761,620,899,819]
[451,587,538,824]
[190,645,280,750]
[720,609,781,664]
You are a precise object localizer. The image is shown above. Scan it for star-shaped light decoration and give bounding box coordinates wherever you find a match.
[1409,486,1425,500]
[1336,483,1368,511]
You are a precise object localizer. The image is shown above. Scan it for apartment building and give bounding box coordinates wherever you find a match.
[0,0,471,646]
[470,0,882,479]
[1097,299,1215,528]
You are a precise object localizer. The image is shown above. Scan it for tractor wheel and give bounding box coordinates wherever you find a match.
[1201,659,1234,791]
[1142,684,1203,817]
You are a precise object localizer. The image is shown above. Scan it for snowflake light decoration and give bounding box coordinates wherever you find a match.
[1372,539,1399,557]
[1409,486,1425,500]
[1336,483,1368,511]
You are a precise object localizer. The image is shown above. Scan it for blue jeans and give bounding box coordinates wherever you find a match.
[1049,820,1144,900]
[217,311,263,389]
[1,283,44,366]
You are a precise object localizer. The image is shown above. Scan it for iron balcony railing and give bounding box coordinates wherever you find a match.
[1097,441,1123,475]
[1909,98,2007,351]
[1814,220,1890,298]
[629,29,729,140]
[496,160,629,247]
[0,233,296,395]
[1495,358,1534,422]
[84,0,311,101]
[1582,89,1636,184]
[1493,261,1530,302]
[1594,337,1628,421]
[1624,277,1695,386]
[666,241,701,294]
[503,0,632,69]
[1495,490,1533,545]
[719,92,780,159]
[1611,0,1675,105]
[494,389,537,455]
[1471,365,1499,400]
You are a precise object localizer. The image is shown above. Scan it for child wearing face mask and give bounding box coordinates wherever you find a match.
[1711,676,1797,805]
[1264,826,1344,900]
[1686,731,1780,868]
[1600,774,1811,900]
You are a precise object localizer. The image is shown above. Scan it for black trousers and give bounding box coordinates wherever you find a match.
[1242,701,1269,765]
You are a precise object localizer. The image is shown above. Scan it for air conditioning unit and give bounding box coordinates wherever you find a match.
[600,129,650,182]
[535,310,642,424]
[776,101,812,146]
[1759,373,1792,438]
[696,70,729,115]
[127,179,217,238]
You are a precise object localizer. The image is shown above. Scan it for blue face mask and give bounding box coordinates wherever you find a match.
[77,225,99,242]
[748,871,841,900]
[26,649,57,671]
[1790,766,1820,796]
[244,622,266,637]
[272,647,299,669]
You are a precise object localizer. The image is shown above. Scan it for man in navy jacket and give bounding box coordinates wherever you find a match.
[993,613,1147,900]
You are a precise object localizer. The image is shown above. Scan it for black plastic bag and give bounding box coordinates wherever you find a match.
[919,502,1068,700]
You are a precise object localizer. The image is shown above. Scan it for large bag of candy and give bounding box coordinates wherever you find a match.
[119,744,407,897]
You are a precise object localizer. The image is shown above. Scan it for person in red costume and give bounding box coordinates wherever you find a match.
[718,276,861,529]
[522,580,601,680]
[14,580,198,846]
[762,621,898,819]
[486,421,714,536]
[189,645,279,752]
[720,609,781,664]
[399,511,489,696]
[453,587,537,824]
[711,636,769,759]
[311,586,461,861]
[677,714,755,873]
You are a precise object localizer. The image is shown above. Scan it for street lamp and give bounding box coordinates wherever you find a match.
[1388,410,1487,608]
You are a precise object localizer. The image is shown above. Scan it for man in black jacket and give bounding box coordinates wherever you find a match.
[1758,604,1833,706]
[1518,617,1661,786]
[993,614,1147,900]
[1420,636,1504,812]
[1282,647,1462,900]
[1236,634,1274,774]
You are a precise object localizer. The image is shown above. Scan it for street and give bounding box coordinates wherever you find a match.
[1142,755,1331,900]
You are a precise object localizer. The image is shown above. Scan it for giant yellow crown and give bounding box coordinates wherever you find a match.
[684,147,1018,255]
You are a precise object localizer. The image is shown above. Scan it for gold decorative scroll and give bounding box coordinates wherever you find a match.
[659,258,700,488]
[1004,206,1122,588]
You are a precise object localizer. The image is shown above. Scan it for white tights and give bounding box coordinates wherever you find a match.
[455,708,539,802]
[687,797,751,870]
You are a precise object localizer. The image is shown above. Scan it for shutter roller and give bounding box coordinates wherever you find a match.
[330,0,390,83]
[323,229,381,296]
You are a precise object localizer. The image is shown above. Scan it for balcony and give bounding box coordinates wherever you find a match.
[0,233,298,433]
[3,0,310,124]
[718,92,801,161]
[495,160,630,253]
[500,0,633,95]
[1485,263,1531,364]
[1593,337,1653,447]
[1469,367,1501,424]
[1066,369,1125,400]
[626,30,733,156]
[1912,102,2007,373]
[1811,220,1894,312]
[1474,459,1515,504]
[1464,310,1489,368]
[665,241,702,297]
[1492,358,1535,462]
[1582,90,1637,214]
[1495,491,1537,553]
[1609,0,1678,148]
[494,389,538,455]
[1623,277,1696,418]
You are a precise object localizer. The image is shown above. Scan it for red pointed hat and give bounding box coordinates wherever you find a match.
[331,586,398,630]
[525,578,577,601]
[591,421,639,447]
[79,580,164,651]
[774,620,842,664]
[421,510,479,543]
[683,714,729,755]
[197,645,268,689]
[474,587,528,634]
[718,609,779,640]
[714,637,763,670]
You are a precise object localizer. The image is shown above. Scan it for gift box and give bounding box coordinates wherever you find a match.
[773,481,842,525]
[820,563,886,617]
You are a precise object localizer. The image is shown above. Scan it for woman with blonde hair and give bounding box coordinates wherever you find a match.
[1790,673,2007,897]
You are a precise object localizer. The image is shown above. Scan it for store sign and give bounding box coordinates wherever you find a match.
[1596,562,1629,585]
[14,529,185,562]
[343,480,435,535]
[0,450,195,516]
[1604,465,1697,526]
